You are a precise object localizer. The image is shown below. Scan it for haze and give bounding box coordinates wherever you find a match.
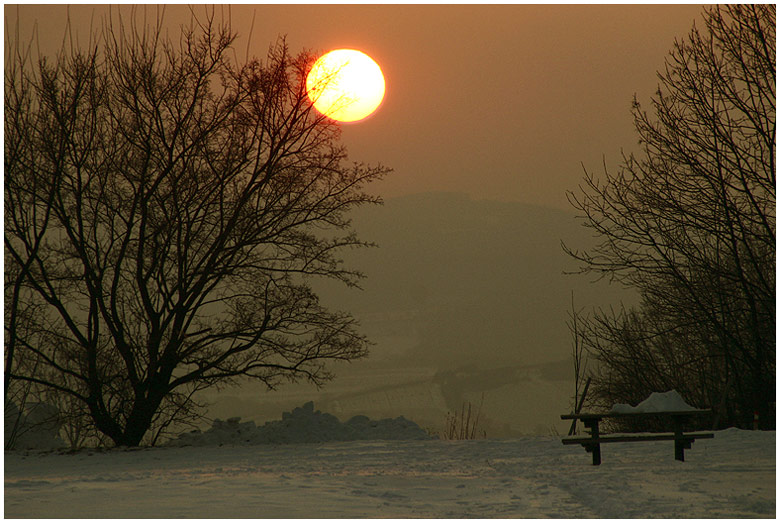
[5,4,704,435]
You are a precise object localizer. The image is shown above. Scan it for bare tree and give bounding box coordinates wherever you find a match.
[567,293,588,407]
[566,292,591,435]
[4,11,389,447]
[564,5,774,429]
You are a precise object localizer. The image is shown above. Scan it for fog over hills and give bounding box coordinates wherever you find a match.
[204,193,636,436]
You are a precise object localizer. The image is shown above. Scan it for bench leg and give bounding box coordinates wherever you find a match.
[591,444,601,466]
[674,439,685,461]
[673,418,684,461]
[584,419,602,466]
[582,443,602,465]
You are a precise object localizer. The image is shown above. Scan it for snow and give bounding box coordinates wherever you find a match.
[609,390,698,414]
[166,401,433,447]
[4,428,775,518]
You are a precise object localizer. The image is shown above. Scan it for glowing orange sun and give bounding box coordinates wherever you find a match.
[306,49,385,123]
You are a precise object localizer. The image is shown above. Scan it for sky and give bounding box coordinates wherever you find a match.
[6,3,704,209]
[4,3,711,434]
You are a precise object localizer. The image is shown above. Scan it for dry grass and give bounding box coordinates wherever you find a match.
[441,394,486,440]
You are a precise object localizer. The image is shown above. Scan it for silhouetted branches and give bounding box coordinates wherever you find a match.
[5,10,389,446]
[564,5,774,429]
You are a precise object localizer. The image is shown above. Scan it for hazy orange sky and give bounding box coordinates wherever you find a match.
[6,3,704,209]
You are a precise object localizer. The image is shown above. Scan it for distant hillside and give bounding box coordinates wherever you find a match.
[205,192,636,435]
[315,191,634,369]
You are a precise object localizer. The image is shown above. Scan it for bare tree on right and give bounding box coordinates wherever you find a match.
[564,5,775,429]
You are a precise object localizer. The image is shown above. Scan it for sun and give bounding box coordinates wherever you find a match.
[306,49,385,123]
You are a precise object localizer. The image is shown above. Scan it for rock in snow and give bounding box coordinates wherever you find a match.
[167,401,434,447]
[609,390,697,414]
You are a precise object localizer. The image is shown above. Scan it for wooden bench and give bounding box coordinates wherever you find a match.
[560,410,714,465]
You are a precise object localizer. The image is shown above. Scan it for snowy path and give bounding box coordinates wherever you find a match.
[5,428,774,518]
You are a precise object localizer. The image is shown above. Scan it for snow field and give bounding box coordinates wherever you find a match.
[4,428,774,518]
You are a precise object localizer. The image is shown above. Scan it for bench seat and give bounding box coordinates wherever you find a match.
[563,431,714,445]
[560,409,714,465]
[561,410,711,420]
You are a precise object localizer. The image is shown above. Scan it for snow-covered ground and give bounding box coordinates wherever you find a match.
[5,428,774,518]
